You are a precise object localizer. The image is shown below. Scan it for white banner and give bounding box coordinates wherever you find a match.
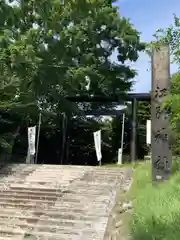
[93,130,102,162]
[117,148,122,165]
[146,120,151,145]
[28,126,36,155]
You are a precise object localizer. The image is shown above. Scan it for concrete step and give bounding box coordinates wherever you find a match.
[0,197,56,204]
[0,164,130,240]
[0,188,110,196]
[0,195,110,210]
[0,226,105,240]
[11,186,63,191]
[0,207,108,219]
[0,218,93,229]
[0,212,99,222]
[0,193,59,201]
[0,227,80,240]
[0,190,111,203]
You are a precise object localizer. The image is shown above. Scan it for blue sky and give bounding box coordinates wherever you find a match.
[114,0,180,93]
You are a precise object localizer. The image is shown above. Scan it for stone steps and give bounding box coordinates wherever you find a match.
[0,227,79,240]
[0,164,129,239]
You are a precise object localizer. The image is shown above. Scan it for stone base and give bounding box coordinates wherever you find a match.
[144,155,151,161]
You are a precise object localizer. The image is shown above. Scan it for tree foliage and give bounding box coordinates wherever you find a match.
[152,15,180,65]
[0,0,146,163]
[163,73,180,154]
[151,15,180,155]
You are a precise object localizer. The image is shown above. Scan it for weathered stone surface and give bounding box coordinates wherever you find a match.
[0,164,132,239]
[103,168,133,240]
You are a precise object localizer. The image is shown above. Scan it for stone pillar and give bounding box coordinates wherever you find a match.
[151,45,172,181]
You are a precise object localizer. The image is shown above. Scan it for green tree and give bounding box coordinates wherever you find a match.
[163,72,180,155]
[152,15,180,65]
[4,0,145,108]
[150,15,180,155]
[1,0,145,163]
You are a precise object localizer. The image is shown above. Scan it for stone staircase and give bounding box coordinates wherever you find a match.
[0,164,131,240]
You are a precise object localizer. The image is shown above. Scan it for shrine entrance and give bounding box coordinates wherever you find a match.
[67,93,150,164]
[66,44,172,181]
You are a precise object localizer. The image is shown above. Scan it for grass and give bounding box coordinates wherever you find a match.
[131,160,180,240]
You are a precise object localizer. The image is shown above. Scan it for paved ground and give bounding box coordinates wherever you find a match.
[0,164,132,240]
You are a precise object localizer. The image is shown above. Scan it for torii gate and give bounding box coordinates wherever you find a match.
[67,45,172,181]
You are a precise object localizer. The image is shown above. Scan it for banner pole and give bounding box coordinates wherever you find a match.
[35,112,42,164]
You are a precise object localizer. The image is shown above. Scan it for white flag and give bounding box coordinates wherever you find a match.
[28,126,36,155]
[146,120,151,145]
[117,148,122,165]
[93,130,102,162]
